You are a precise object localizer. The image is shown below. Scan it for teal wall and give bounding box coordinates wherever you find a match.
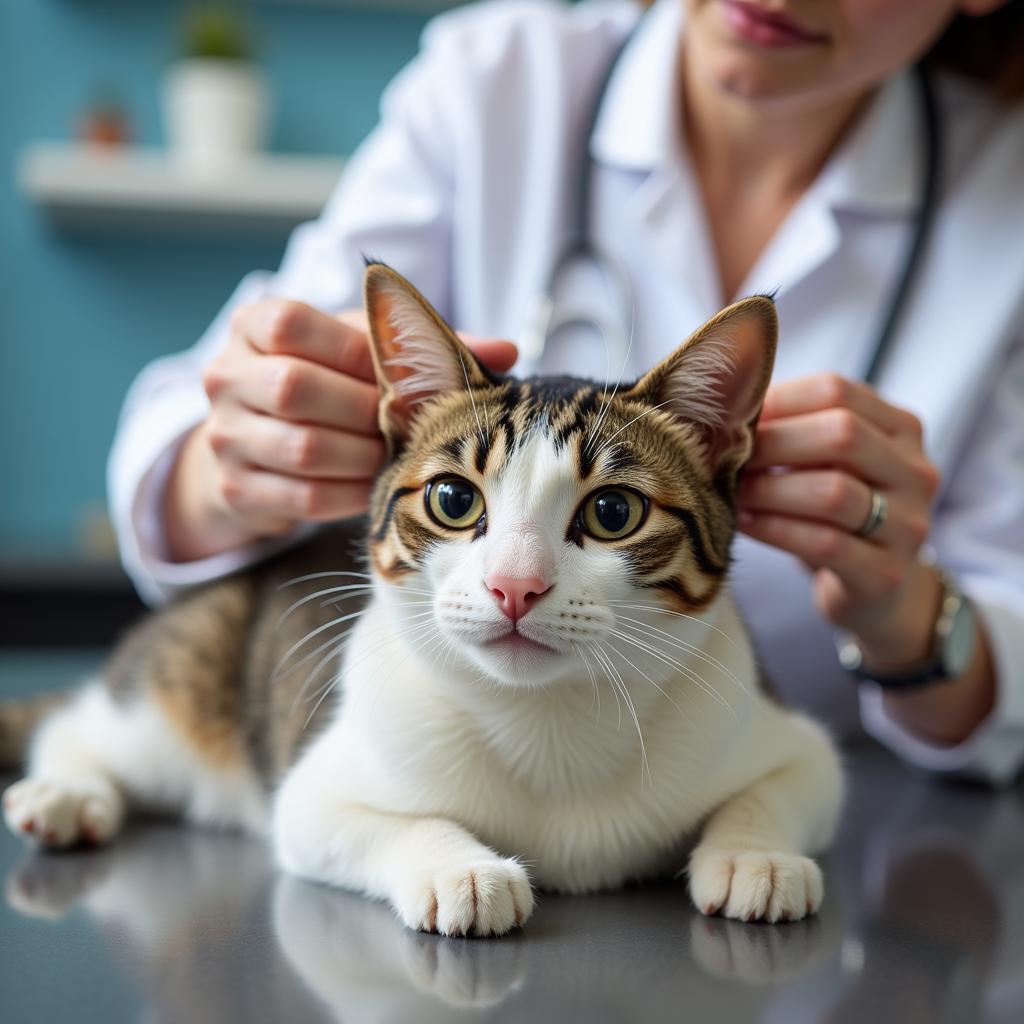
[0,1,436,555]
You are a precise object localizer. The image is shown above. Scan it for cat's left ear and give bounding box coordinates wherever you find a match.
[628,297,778,484]
[364,263,493,452]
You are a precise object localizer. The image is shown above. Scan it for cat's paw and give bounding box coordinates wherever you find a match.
[688,847,823,924]
[394,856,534,937]
[2,778,123,849]
[5,849,115,920]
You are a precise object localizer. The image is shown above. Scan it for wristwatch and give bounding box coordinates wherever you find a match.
[836,566,978,690]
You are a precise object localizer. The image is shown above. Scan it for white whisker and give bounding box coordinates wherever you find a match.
[585,298,637,452]
[457,351,487,449]
[608,626,735,719]
[590,399,675,462]
[277,583,376,627]
[307,617,441,729]
[571,641,600,719]
[590,641,622,729]
[277,570,374,590]
[272,609,369,682]
[602,632,690,720]
[606,601,744,653]
[596,641,652,788]
[278,608,435,689]
[614,614,750,698]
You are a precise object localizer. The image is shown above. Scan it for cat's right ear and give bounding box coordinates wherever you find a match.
[364,263,492,454]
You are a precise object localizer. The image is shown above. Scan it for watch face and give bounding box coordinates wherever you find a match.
[943,599,977,678]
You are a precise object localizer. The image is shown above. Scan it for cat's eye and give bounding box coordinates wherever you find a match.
[426,476,485,530]
[577,487,648,541]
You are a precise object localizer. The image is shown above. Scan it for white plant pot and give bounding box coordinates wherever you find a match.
[162,58,270,172]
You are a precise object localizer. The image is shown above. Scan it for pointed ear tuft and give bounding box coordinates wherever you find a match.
[364,263,491,452]
[628,297,778,485]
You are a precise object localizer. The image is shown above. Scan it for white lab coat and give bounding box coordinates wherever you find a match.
[108,0,1024,783]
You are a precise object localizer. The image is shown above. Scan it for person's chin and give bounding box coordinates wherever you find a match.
[688,16,830,104]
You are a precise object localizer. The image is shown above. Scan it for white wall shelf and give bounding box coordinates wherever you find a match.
[18,141,346,238]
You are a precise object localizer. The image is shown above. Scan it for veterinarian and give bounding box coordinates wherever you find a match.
[109,0,1024,783]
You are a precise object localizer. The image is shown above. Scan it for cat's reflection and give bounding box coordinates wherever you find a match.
[6,831,838,1024]
[6,748,1020,1024]
[274,876,527,1019]
[4,825,314,1024]
[273,873,843,1022]
[689,900,837,985]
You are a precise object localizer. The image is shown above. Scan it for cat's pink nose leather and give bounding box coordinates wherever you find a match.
[485,574,552,622]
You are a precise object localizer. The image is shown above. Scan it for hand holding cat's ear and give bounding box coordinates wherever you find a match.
[737,373,947,678]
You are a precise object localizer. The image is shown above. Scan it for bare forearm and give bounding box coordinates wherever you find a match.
[856,563,996,746]
[879,629,995,746]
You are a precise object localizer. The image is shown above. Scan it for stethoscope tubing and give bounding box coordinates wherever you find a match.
[527,13,943,389]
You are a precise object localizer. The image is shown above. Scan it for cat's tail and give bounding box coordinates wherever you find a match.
[0,692,70,771]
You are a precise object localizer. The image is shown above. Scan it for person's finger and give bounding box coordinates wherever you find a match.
[747,410,931,491]
[208,409,386,480]
[738,470,876,535]
[738,472,929,552]
[230,355,381,434]
[220,465,373,523]
[461,337,519,373]
[237,300,378,382]
[736,512,903,601]
[760,374,922,438]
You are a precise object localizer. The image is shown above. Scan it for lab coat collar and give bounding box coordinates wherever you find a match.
[590,0,922,218]
[815,71,923,217]
[589,0,682,172]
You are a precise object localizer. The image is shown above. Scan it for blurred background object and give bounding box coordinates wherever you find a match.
[0,0,465,650]
[76,83,132,146]
[163,4,269,171]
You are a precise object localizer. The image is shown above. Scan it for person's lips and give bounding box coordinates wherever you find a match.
[719,1,829,49]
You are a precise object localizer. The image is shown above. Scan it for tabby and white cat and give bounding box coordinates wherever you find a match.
[2,265,842,934]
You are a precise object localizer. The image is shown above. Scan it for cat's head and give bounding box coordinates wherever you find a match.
[362,264,777,688]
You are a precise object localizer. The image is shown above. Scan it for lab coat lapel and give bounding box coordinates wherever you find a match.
[741,73,922,304]
[629,163,723,320]
[874,116,1024,474]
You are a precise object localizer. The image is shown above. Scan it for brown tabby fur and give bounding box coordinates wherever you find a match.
[0,272,777,791]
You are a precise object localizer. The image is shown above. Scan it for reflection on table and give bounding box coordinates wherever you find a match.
[1,742,1021,1024]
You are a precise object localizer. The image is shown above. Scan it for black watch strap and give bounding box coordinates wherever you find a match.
[837,639,949,690]
[836,566,975,691]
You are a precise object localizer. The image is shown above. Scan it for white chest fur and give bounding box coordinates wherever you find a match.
[298,597,803,893]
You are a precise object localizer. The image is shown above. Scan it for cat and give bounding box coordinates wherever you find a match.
[1,263,843,934]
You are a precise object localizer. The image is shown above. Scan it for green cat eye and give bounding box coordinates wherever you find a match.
[578,487,648,541]
[426,476,485,530]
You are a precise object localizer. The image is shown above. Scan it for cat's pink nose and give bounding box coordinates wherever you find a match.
[485,573,552,622]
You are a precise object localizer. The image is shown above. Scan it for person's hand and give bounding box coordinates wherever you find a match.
[736,373,942,668]
[164,299,517,562]
[738,372,996,746]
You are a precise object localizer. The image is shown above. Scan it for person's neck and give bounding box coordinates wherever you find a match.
[680,47,874,300]
[682,58,873,202]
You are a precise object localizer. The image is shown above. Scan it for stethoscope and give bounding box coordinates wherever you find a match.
[520,30,942,388]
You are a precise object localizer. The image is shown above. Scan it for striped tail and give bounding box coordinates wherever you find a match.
[0,692,70,771]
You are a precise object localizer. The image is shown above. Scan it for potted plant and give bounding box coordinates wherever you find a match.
[162,4,270,172]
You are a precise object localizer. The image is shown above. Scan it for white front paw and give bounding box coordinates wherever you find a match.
[688,847,823,923]
[3,778,123,849]
[393,855,534,937]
